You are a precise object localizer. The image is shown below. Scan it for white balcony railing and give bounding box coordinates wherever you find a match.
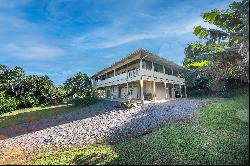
[140,69,185,84]
[93,68,185,89]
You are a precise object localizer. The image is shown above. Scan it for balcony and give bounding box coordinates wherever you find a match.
[93,68,185,89]
[140,69,185,85]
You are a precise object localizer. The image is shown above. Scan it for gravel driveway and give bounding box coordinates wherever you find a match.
[0,99,209,161]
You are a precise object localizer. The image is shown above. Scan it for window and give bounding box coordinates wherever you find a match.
[153,63,163,73]
[107,71,114,78]
[142,59,152,70]
[101,75,106,80]
[164,66,172,75]
[172,69,179,76]
[127,59,140,67]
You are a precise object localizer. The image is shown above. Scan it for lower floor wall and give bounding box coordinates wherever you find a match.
[104,80,185,101]
[105,82,140,99]
[143,81,174,100]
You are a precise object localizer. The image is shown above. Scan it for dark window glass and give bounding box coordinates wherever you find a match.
[164,66,172,75]
[142,59,152,70]
[172,69,179,76]
[154,63,163,73]
[101,75,106,80]
[107,71,114,78]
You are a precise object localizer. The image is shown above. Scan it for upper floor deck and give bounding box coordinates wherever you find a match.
[92,54,186,89]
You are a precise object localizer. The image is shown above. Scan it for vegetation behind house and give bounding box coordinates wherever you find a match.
[0,65,99,114]
[183,0,249,97]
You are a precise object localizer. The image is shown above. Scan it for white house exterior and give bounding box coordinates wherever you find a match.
[92,48,187,104]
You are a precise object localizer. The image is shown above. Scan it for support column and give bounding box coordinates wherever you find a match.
[126,82,129,98]
[184,85,187,98]
[139,58,143,77]
[172,83,175,98]
[105,87,107,98]
[179,85,182,98]
[126,64,128,79]
[140,58,143,71]
[153,81,156,101]
[164,82,167,99]
[118,85,120,98]
[140,78,144,104]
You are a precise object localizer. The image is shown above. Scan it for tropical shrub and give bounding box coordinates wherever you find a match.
[44,86,66,105]
[0,65,67,110]
[19,92,39,108]
[72,95,99,106]
[0,92,19,114]
[64,72,92,99]
[183,0,249,94]
[64,72,100,106]
[0,64,98,110]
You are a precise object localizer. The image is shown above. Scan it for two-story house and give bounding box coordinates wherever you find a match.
[92,48,187,104]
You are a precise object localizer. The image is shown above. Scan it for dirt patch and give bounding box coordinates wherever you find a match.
[0,145,26,165]
[0,134,9,140]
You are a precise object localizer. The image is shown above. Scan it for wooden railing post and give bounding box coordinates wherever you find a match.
[184,85,187,98]
[140,78,144,104]
[153,81,156,101]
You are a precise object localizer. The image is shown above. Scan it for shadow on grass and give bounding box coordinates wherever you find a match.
[0,100,119,138]
[73,153,113,165]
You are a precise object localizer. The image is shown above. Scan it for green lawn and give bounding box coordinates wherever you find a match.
[0,104,82,128]
[26,94,249,165]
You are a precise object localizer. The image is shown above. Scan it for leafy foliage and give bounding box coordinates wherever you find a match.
[0,92,19,114]
[0,65,67,113]
[0,64,99,113]
[72,95,99,107]
[64,72,99,106]
[64,72,92,98]
[19,92,40,108]
[0,65,25,97]
[184,0,249,91]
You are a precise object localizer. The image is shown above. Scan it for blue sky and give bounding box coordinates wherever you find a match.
[0,0,233,85]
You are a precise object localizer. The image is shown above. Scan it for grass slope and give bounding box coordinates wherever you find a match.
[26,94,249,165]
[0,104,81,128]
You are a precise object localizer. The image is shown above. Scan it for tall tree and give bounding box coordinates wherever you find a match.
[64,72,92,99]
[0,66,25,97]
[184,0,249,85]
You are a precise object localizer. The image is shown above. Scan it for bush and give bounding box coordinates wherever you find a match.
[0,92,19,114]
[19,93,39,108]
[72,96,99,106]
[42,87,66,106]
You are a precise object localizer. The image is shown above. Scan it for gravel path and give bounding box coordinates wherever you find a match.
[0,99,209,161]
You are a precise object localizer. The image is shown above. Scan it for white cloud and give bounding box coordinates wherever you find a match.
[0,12,67,61]
[71,18,215,50]
[72,33,164,49]
[99,33,164,49]
[3,43,67,60]
[175,19,217,35]
[0,0,30,8]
